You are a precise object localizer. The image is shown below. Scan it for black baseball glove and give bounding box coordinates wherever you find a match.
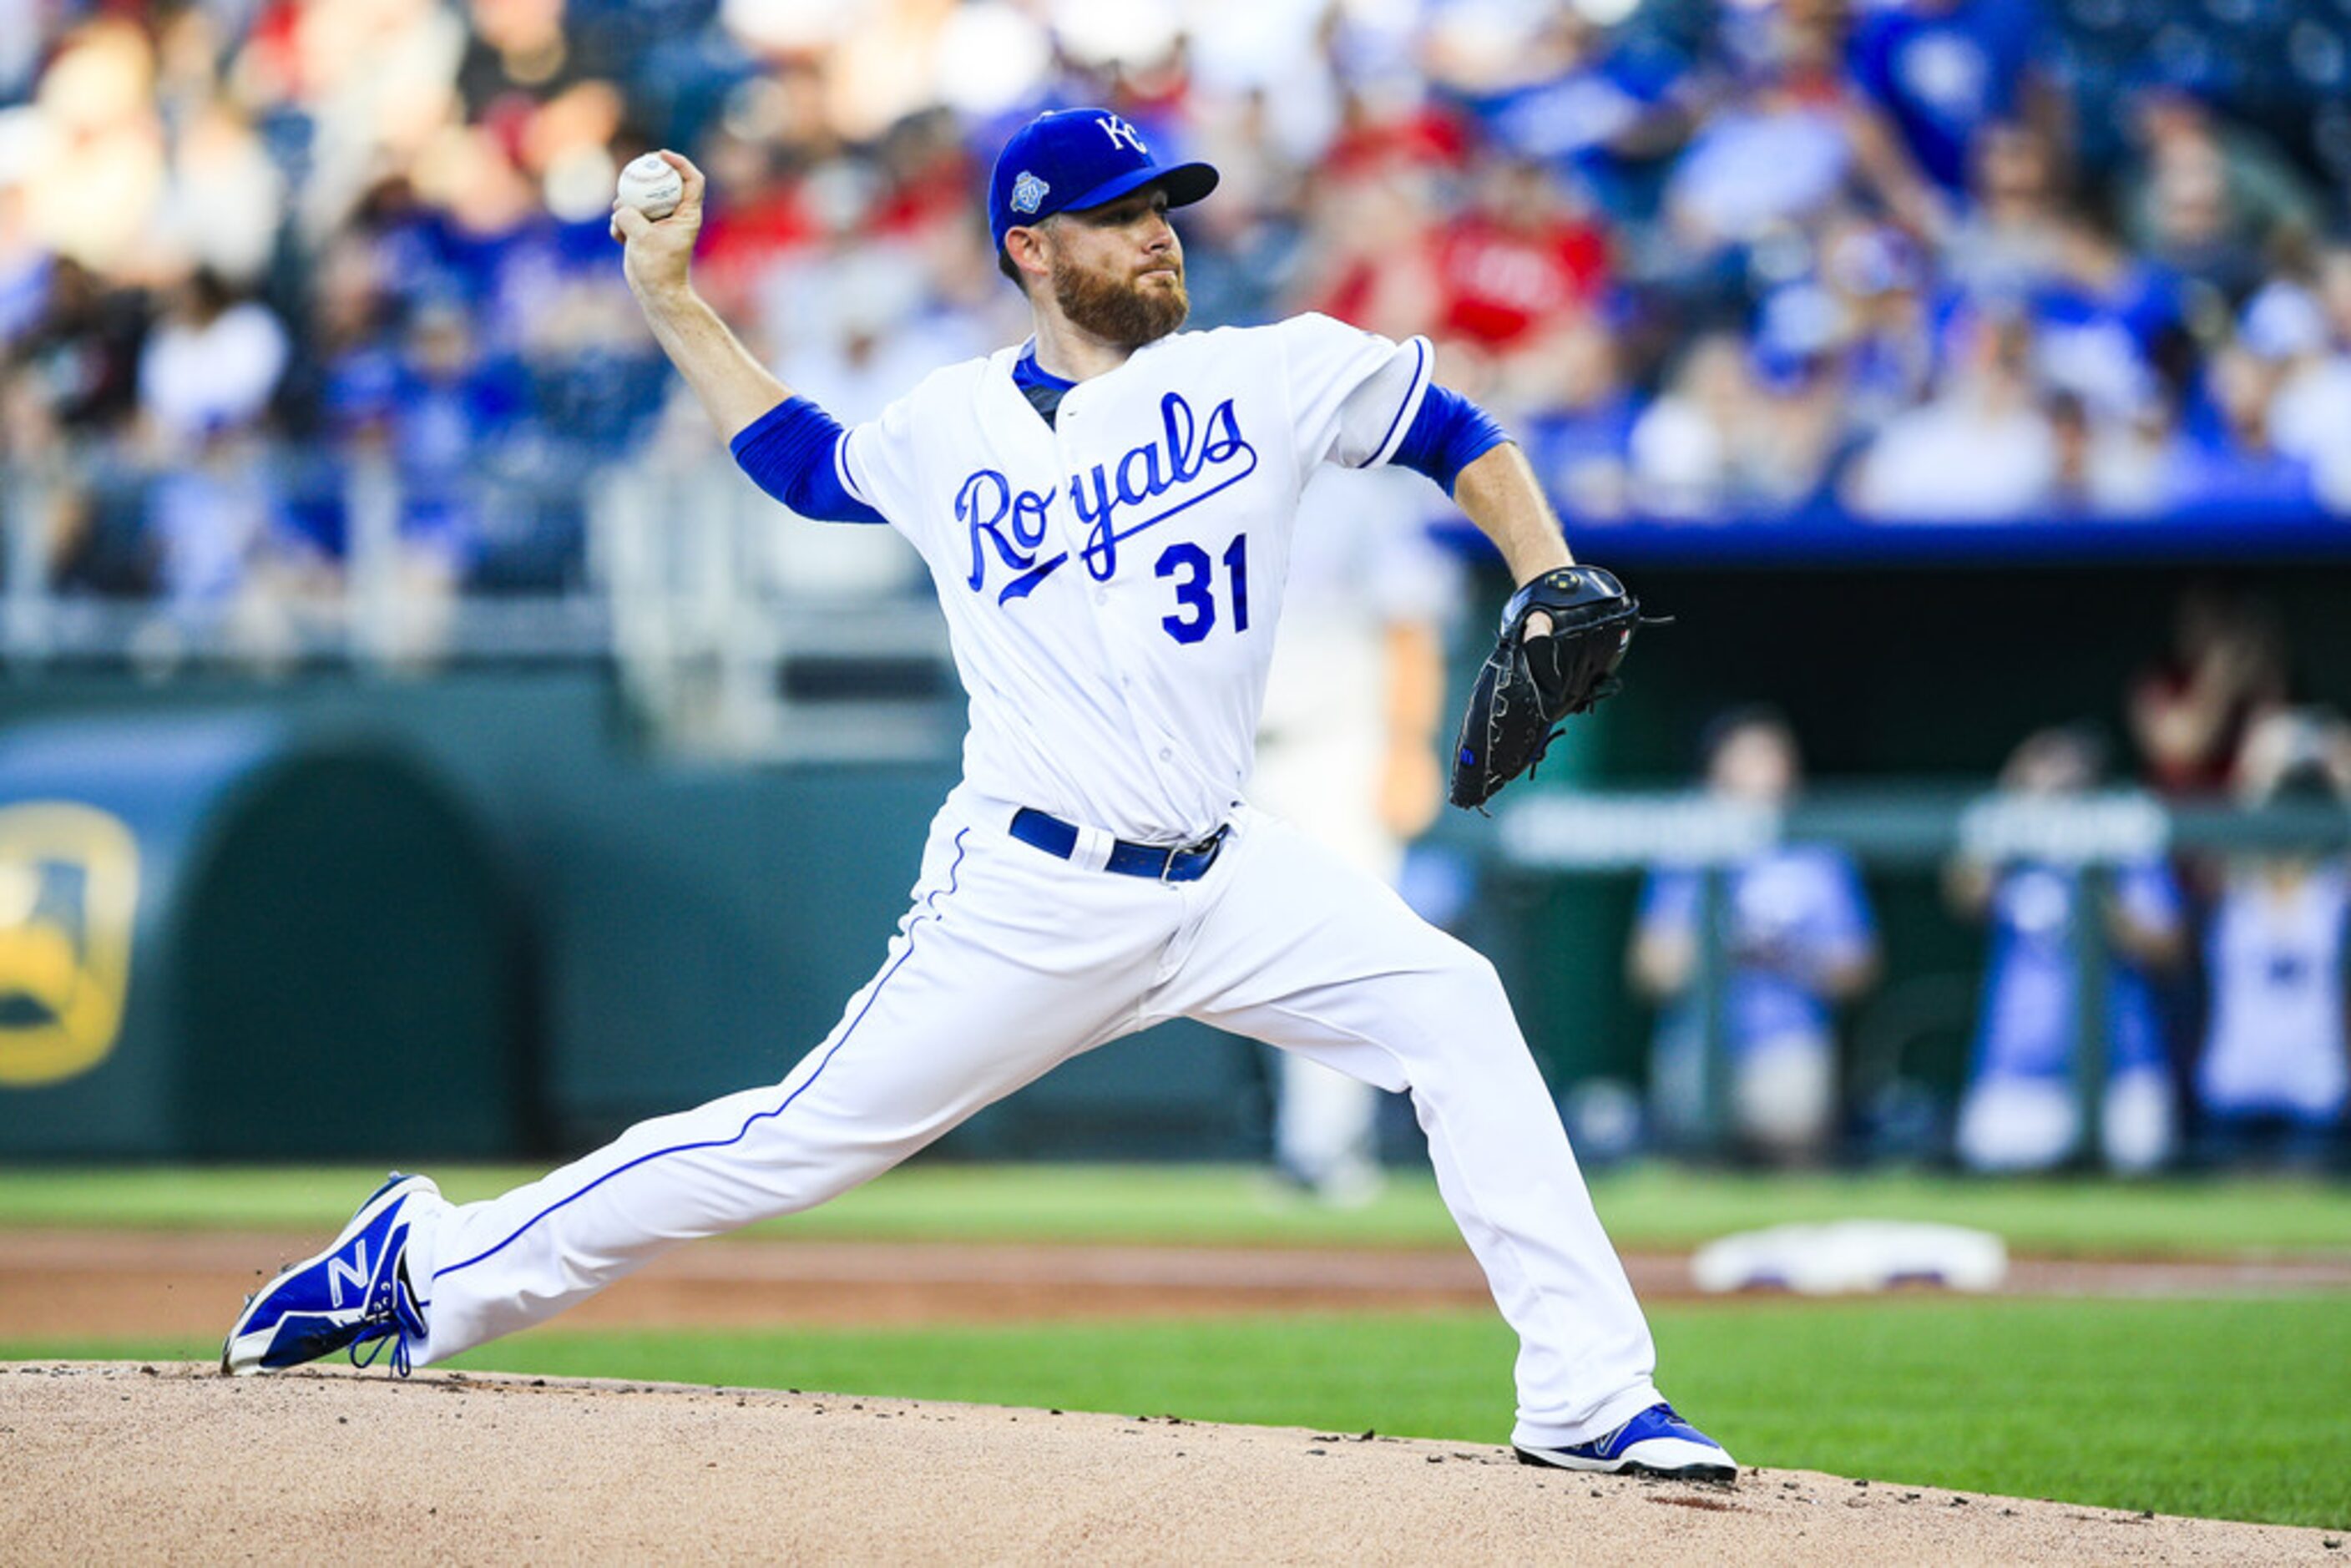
[1449,564,1644,811]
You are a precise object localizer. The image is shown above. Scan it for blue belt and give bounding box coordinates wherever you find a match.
[1009,807,1230,883]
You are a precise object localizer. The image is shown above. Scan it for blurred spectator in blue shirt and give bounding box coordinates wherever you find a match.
[2165,341,2317,513]
[1520,314,1637,523]
[1742,281,1855,507]
[2025,214,2184,427]
[2243,273,2351,513]
[130,267,313,661]
[1949,726,2187,1173]
[2119,86,2320,302]
[1818,218,1935,436]
[1849,306,2057,518]
[1631,706,1880,1163]
[1848,0,2051,201]
[1663,1,1941,265]
[331,298,531,569]
[1433,8,1697,225]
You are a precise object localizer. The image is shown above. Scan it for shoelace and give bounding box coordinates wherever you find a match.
[345,1255,418,1377]
[347,1320,413,1378]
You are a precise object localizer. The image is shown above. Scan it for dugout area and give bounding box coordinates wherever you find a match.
[1453,553,2351,1105]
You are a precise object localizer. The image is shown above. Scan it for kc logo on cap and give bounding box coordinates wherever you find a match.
[987,106,1220,253]
[1096,114,1146,153]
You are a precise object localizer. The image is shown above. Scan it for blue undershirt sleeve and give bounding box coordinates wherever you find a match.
[728,397,887,524]
[1388,383,1512,496]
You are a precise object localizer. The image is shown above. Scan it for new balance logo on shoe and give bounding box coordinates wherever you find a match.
[328,1241,370,1309]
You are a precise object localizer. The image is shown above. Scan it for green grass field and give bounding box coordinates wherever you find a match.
[4,1161,2349,1256]
[12,1297,2346,1529]
[4,1163,2347,1530]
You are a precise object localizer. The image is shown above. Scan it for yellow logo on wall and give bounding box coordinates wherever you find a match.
[0,802,139,1087]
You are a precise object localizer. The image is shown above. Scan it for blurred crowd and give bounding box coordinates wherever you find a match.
[1624,586,2351,1176]
[7,0,2351,640]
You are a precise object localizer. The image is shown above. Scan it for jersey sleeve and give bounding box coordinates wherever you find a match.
[835,390,920,535]
[730,398,886,524]
[1273,312,1436,473]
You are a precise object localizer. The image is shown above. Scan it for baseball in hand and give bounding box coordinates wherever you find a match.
[615,153,684,221]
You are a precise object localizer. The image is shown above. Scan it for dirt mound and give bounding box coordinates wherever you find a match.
[0,1363,2333,1565]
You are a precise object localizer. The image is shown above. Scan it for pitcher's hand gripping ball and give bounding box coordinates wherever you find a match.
[1449,565,1643,809]
[615,153,684,220]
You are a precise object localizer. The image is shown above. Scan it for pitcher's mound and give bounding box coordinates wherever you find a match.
[0,1363,2330,1564]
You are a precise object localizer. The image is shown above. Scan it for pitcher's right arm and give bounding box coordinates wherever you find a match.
[614,152,882,525]
[613,152,790,443]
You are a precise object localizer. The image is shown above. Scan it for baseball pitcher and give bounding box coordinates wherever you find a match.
[221,109,1730,1482]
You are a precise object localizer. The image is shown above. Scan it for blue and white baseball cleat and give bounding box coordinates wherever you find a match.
[1514,1403,1737,1484]
[220,1173,440,1378]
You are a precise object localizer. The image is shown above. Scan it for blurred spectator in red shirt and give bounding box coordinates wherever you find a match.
[1294,104,1458,345]
[690,128,818,323]
[1428,154,1609,371]
[2128,586,2288,798]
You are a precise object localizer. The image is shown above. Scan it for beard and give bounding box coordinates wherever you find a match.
[1049,253,1189,346]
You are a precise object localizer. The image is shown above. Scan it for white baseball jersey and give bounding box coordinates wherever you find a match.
[836,314,1433,844]
[2200,864,2351,1120]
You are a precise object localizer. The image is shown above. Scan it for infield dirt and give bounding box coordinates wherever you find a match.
[1,1362,2337,1565]
[7,1228,2348,1339]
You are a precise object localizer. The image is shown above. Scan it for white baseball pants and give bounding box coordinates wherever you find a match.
[405,786,1663,1446]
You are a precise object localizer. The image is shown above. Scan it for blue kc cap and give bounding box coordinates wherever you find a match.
[988,108,1219,253]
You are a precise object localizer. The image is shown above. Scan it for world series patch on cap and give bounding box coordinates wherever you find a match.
[987,108,1219,252]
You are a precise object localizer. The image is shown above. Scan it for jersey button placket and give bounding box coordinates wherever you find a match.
[1056,392,1110,609]
[1051,378,1186,817]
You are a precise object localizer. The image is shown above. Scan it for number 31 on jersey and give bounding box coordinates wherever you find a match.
[1156,534,1249,645]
